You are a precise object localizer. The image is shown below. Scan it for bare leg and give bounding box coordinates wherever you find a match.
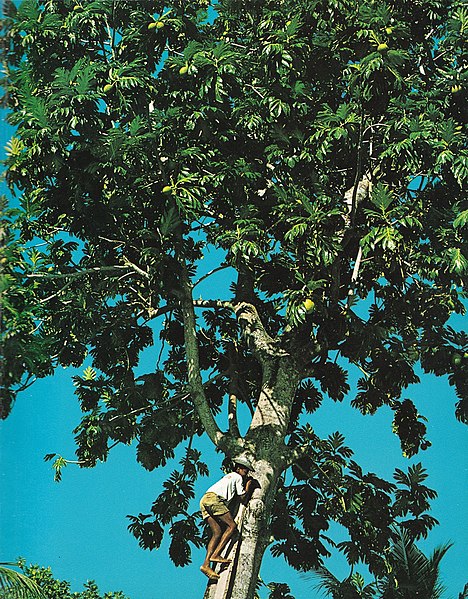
[210,511,237,561]
[200,516,221,579]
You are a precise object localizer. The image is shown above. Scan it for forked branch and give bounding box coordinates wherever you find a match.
[233,302,288,364]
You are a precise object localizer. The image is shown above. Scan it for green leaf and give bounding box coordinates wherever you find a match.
[25,96,49,129]
[374,226,402,251]
[82,366,97,381]
[452,155,468,186]
[4,137,25,158]
[159,206,181,237]
[453,209,468,228]
[52,456,67,482]
[284,221,308,242]
[370,182,394,211]
[445,248,468,274]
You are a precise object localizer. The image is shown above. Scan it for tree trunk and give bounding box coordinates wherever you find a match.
[202,309,302,599]
[228,459,281,599]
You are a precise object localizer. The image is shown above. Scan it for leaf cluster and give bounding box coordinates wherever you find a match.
[127,447,207,566]
[19,563,129,599]
[271,429,438,576]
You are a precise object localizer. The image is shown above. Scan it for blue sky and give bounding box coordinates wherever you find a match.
[1,248,467,598]
[1,342,467,598]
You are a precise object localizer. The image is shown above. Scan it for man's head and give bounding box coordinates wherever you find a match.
[234,457,254,476]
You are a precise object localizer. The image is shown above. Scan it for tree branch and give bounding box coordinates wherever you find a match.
[122,257,150,279]
[145,299,233,321]
[179,264,225,447]
[194,299,234,310]
[343,175,371,228]
[331,173,372,303]
[227,344,241,438]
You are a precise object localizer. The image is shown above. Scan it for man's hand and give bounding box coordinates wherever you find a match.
[245,477,260,491]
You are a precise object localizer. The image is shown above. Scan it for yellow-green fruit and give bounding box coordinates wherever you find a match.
[103,83,114,94]
[73,4,81,10]
[179,65,189,75]
[162,185,172,194]
[148,22,158,30]
[156,20,165,29]
[385,26,393,34]
[303,298,315,313]
[452,354,463,366]
[451,85,461,94]
[377,43,388,52]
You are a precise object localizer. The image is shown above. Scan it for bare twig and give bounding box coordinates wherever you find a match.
[193,265,229,288]
[26,265,129,280]
[347,245,363,302]
[122,257,150,279]
[38,279,75,304]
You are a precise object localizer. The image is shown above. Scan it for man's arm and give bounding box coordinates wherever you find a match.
[240,477,260,505]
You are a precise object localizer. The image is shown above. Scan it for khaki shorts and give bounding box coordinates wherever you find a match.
[200,492,229,520]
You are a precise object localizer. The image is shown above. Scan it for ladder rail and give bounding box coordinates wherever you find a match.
[203,503,246,599]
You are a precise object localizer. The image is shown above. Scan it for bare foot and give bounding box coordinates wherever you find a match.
[210,557,232,564]
[200,565,220,580]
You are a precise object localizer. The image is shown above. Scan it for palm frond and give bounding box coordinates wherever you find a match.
[386,528,453,599]
[422,543,453,599]
[0,564,45,599]
[304,566,342,596]
[390,526,428,584]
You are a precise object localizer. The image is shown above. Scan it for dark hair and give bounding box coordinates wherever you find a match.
[234,462,249,471]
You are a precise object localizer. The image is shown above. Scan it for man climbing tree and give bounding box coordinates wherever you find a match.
[1,0,467,598]
[199,457,256,580]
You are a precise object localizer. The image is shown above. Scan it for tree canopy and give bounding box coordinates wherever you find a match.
[1,0,467,597]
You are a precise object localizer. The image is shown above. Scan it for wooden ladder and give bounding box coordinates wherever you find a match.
[203,503,246,599]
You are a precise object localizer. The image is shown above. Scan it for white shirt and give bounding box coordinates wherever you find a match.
[207,472,245,502]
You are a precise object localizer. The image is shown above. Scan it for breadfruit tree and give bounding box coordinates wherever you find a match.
[1,1,467,598]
